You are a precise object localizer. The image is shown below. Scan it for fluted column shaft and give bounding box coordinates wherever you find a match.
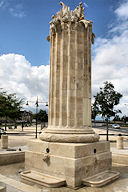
[48,22,92,129]
[40,21,99,143]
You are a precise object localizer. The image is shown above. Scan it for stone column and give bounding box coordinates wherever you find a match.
[40,2,99,143]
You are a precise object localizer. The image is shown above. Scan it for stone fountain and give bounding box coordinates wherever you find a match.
[21,2,119,189]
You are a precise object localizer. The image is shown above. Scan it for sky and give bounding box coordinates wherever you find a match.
[0,0,128,116]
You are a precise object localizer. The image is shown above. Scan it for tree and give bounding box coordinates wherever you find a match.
[33,109,48,130]
[113,115,121,122]
[93,82,122,141]
[0,89,23,130]
[121,116,128,123]
[33,110,48,123]
[92,100,99,122]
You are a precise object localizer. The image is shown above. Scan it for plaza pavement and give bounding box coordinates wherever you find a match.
[0,125,128,191]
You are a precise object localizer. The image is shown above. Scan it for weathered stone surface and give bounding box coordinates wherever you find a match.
[40,132,99,143]
[24,140,112,188]
[21,170,66,188]
[83,170,120,187]
[40,1,98,143]
[0,151,24,165]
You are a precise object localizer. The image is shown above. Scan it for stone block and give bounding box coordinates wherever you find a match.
[24,140,112,188]
[0,151,24,165]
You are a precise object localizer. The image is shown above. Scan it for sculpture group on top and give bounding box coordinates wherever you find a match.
[50,2,84,25]
[49,2,95,44]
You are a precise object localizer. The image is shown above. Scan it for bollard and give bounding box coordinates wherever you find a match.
[1,135,8,149]
[117,134,123,150]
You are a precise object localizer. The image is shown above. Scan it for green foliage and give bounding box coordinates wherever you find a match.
[0,89,24,121]
[113,115,121,121]
[93,82,122,121]
[121,115,128,123]
[91,100,99,120]
[33,109,48,122]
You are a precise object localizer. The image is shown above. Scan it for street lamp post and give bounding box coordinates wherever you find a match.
[124,104,128,124]
[35,97,39,139]
[26,97,48,139]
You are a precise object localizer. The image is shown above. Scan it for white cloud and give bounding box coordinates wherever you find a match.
[92,0,128,116]
[1,0,128,117]
[83,2,88,8]
[0,54,49,111]
[9,7,25,18]
[0,1,4,8]
[9,4,25,18]
[115,0,128,19]
[0,0,26,18]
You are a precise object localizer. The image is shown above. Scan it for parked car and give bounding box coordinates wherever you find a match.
[112,124,120,129]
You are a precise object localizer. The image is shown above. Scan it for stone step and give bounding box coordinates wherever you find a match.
[21,170,66,188]
[82,170,120,187]
[0,173,41,192]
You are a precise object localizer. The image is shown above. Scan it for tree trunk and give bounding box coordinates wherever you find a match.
[14,120,17,129]
[5,116,7,131]
[106,119,109,141]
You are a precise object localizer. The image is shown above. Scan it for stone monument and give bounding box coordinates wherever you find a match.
[21,2,119,188]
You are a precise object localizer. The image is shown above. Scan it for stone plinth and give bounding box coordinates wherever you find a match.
[24,139,112,188]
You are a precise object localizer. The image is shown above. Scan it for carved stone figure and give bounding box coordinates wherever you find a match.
[50,1,88,28]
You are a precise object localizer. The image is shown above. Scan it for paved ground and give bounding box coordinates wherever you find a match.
[3,125,41,147]
[0,126,128,192]
[0,162,128,192]
[4,125,128,148]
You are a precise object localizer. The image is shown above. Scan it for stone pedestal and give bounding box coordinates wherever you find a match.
[24,139,112,188]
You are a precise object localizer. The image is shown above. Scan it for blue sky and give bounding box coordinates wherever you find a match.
[0,0,128,115]
[0,0,122,66]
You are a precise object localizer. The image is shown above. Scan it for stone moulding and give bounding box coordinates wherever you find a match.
[40,132,99,143]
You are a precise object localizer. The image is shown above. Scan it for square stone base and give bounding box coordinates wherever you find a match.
[25,139,112,188]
